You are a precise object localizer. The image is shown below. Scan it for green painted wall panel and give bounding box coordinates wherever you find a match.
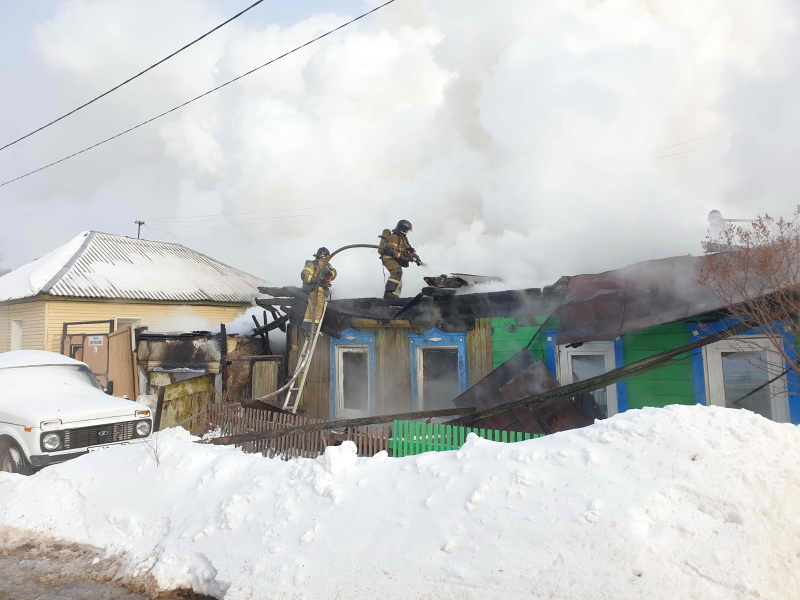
[490,318,697,413]
[622,323,695,409]
[490,317,553,369]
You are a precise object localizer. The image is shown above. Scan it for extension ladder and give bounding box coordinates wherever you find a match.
[282,299,328,413]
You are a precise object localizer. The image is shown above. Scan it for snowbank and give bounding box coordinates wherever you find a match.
[1,405,799,599]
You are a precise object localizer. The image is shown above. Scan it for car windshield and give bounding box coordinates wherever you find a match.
[0,364,103,392]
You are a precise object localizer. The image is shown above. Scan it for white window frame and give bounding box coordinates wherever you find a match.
[703,336,790,423]
[10,319,23,351]
[334,345,373,420]
[558,341,619,417]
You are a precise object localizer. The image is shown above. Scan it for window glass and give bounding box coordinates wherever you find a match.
[422,348,460,410]
[571,354,608,417]
[342,350,369,411]
[721,351,772,419]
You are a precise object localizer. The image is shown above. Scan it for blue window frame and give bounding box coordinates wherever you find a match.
[330,328,376,419]
[408,328,467,411]
[685,317,800,424]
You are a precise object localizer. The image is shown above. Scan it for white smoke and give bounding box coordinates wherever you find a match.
[2,0,799,298]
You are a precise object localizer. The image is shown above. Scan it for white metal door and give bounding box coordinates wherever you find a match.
[558,341,618,417]
[704,337,789,422]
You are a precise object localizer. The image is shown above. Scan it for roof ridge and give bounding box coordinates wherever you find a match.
[38,231,96,294]
[91,230,264,279]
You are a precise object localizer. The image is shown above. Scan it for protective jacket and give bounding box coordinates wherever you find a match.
[381,230,413,267]
[301,260,337,292]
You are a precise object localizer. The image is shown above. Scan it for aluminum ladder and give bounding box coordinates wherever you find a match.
[282,298,329,413]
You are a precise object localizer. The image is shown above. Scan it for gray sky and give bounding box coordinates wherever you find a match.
[2,0,800,298]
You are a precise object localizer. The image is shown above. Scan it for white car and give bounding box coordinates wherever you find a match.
[0,350,153,474]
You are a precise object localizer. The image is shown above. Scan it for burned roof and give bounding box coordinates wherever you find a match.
[556,254,723,344]
[258,253,734,343]
[257,285,563,335]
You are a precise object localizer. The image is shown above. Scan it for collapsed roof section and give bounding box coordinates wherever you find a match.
[257,284,564,337]
[557,254,723,344]
[258,253,732,344]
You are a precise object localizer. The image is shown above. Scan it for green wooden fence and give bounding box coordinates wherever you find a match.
[390,420,540,457]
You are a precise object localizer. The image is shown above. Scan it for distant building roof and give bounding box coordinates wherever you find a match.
[0,231,267,305]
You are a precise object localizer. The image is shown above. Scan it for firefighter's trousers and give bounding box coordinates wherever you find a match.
[302,286,328,331]
[382,257,403,297]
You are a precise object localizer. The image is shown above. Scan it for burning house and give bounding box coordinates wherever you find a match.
[255,253,800,431]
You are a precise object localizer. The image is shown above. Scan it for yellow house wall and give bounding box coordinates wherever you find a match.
[42,299,246,353]
[0,300,47,352]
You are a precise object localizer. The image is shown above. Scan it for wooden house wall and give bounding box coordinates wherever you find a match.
[43,299,245,352]
[490,316,553,369]
[621,322,695,409]
[490,316,696,412]
[466,318,493,386]
[295,319,494,421]
[0,300,47,352]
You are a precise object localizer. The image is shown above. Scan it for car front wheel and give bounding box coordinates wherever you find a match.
[0,443,32,475]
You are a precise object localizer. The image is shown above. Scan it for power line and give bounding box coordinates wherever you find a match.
[146,224,250,247]
[0,0,268,153]
[651,142,728,160]
[0,0,400,189]
[145,200,389,222]
[651,132,722,153]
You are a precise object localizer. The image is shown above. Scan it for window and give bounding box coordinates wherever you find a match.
[687,319,799,424]
[330,328,375,419]
[558,340,621,418]
[704,337,790,422]
[408,328,467,411]
[10,319,23,351]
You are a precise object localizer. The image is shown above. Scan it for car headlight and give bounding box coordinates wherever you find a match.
[42,432,63,451]
[135,420,151,437]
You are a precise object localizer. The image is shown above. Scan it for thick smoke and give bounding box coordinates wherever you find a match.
[2,0,799,298]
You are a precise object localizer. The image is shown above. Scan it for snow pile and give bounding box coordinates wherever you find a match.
[1,405,799,599]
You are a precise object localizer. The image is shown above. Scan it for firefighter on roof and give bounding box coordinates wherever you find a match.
[378,220,422,299]
[301,247,336,332]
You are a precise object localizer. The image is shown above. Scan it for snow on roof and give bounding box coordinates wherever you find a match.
[0,231,267,304]
[0,350,84,370]
[1,405,799,599]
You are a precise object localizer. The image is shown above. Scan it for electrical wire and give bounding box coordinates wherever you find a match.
[651,132,722,153]
[0,0,268,153]
[146,224,249,247]
[0,0,400,189]
[651,142,728,160]
[144,200,390,222]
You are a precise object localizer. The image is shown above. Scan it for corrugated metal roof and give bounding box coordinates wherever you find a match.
[1,231,266,304]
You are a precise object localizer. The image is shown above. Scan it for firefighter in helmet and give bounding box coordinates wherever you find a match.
[379,220,421,299]
[301,247,336,332]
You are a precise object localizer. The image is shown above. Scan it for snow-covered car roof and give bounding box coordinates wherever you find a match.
[0,350,86,370]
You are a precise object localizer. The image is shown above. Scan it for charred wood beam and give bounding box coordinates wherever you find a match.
[253,313,289,335]
[460,320,753,426]
[252,314,271,354]
[201,406,476,446]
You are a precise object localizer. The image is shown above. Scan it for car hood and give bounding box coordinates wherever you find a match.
[0,387,149,426]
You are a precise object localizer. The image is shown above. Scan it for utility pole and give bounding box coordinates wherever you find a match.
[135,220,145,239]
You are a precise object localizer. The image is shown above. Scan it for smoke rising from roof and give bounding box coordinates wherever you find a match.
[2,0,799,298]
